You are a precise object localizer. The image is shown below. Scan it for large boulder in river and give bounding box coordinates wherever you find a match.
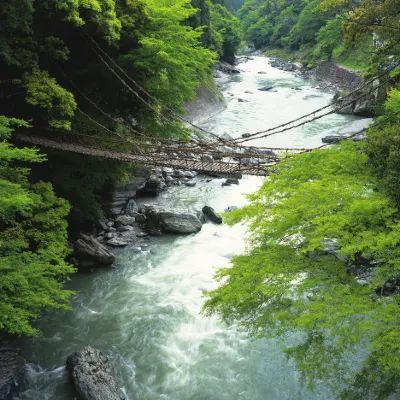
[66,346,125,400]
[0,346,25,400]
[202,206,223,224]
[144,206,203,234]
[75,234,115,265]
[159,211,202,234]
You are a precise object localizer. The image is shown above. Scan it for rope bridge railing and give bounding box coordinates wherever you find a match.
[15,133,290,176]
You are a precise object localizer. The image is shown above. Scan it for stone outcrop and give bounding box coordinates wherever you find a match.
[109,166,150,217]
[334,91,377,117]
[141,205,203,234]
[0,346,25,400]
[75,234,115,265]
[202,206,222,224]
[184,85,227,125]
[222,178,239,187]
[311,62,362,92]
[66,346,125,400]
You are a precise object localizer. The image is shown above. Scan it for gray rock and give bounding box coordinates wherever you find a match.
[202,206,223,224]
[117,225,133,232]
[160,211,202,233]
[105,232,117,239]
[107,238,129,247]
[224,205,238,212]
[185,181,197,187]
[258,86,274,92]
[66,346,125,400]
[321,136,343,144]
[217,61,240,74]
[116,215,135,226]
[238,98,249,103]
[200,155,213,162]
[171,170,185,178]
[184,171,196,179]
[222,178,239,187]
[0,346,25,400]
[134,213,147,224]
[98,220,108,231]
[75,234,115,264]
[145,206,202,234]
[125,199,138,215]
[138,174,164,197]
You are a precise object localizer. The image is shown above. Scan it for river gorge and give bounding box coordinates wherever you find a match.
[15,56,371,400]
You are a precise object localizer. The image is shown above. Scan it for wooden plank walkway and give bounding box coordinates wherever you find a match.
[15,134,270,176]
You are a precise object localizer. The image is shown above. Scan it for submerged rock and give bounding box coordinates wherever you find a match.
[0,346,25,400]
[75,234,115,265]
[222,178,239,187]
[224,205,239,212]
[66,346,125,400]
[202,206,223,224]
[258,86,274,91]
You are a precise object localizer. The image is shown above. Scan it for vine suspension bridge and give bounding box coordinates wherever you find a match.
[14,31,395,176]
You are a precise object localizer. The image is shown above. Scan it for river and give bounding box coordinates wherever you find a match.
[15,56,371,400]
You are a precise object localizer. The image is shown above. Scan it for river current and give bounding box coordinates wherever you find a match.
[16,57,371,400]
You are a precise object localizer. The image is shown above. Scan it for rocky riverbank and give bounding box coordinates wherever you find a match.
[267,57,381,117]
[71,165,235,269]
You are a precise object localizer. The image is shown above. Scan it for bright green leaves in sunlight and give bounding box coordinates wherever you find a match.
[20,69,77,130]
[0,116,74,336]
[55,0,121,42]
[133,0,216,110]
[203,141,400,398]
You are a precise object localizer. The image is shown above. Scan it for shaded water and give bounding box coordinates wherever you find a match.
[16,57,370,400]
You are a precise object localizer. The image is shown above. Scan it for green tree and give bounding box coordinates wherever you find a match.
[313,17,343,60]
[211,3,242,63]
[0,116,74,336]
[203,141,400,398]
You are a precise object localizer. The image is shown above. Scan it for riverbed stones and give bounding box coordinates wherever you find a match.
[202,206,223,224]
[66,346,125,400]
[138,174,165,197]
[224,205,238,212]
[0,346,25,400]
[115,215,135,226]
[75,234,115,265]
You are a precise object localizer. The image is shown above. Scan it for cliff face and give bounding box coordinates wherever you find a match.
[311,62,363,92]
[184,84,227,125]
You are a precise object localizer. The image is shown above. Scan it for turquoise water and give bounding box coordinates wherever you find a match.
[15,57,370,400]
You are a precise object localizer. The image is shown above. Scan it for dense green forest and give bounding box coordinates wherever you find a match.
[237,0,400,69]
[203,0,400,398]
[0,0,241,336]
